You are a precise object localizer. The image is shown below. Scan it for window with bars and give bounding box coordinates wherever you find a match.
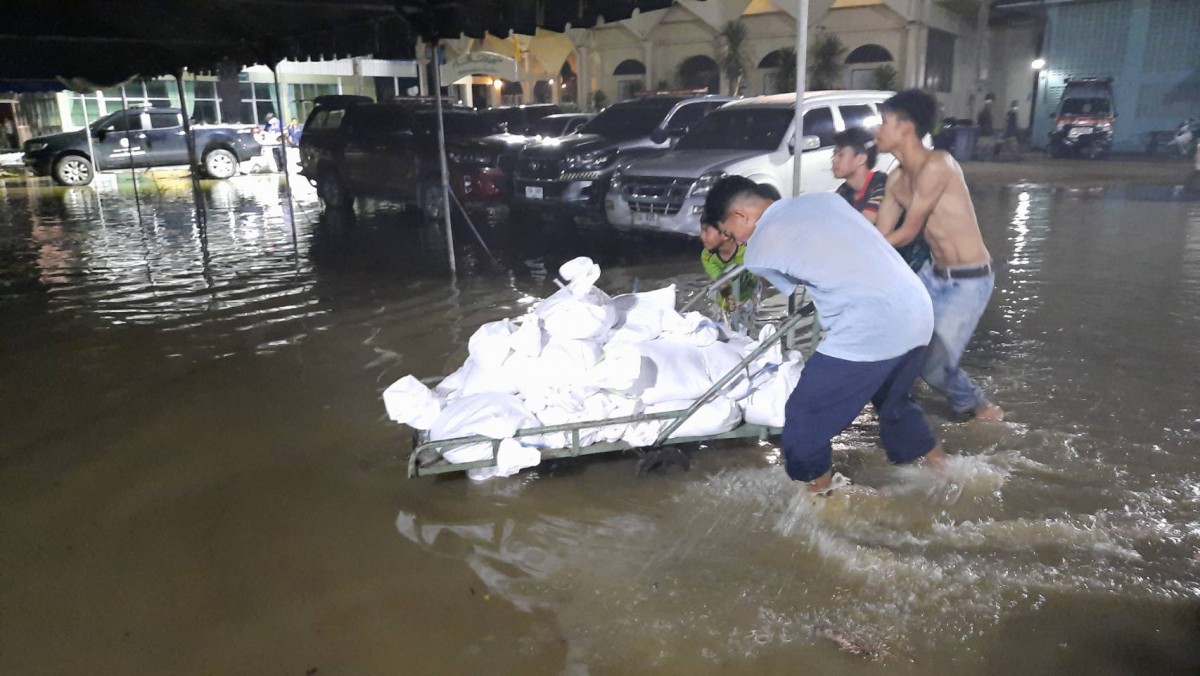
[240,82,278,126]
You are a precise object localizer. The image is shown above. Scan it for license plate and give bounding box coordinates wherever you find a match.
[1069,126,1092,137]
[525,186,543,199]
[633,211,658,227]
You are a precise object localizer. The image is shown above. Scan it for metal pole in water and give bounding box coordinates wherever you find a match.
[174,71,206,224]
[271,62,296,234]
[431,42,457,276]
[791,0,810,198]
[80,91,98,178]
[119,84,142,221]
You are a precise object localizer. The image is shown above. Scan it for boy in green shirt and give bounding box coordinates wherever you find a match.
[699,220,759,314]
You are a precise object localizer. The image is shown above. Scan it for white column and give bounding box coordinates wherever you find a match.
[578,46,591,111]
[416,39,429,97]
[641,40,654,92]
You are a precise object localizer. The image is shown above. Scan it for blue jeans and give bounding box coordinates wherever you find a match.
[918,263,993,414]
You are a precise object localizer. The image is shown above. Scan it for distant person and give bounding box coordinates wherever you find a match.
[976,94,995,137]
[698,219,758,315]
[831,128,930,272]
[874,89,1004,422]
[287,117,302,147]
[263,113,285,172]
[1004,100,1019,140]
[702,176,948,494]
[2,118,16,150]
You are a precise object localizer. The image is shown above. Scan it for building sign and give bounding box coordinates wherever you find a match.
[440,52,519,83]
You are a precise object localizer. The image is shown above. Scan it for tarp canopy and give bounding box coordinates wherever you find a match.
[0,0,683,85]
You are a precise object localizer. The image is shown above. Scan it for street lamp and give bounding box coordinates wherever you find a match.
[1031,58,1046,70]
[492,78,504,90]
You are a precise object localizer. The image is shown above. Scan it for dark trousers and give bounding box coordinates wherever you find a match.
[781,347,937,482]
[272,146,286,172]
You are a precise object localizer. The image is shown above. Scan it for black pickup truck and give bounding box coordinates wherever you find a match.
[23,105,261,186]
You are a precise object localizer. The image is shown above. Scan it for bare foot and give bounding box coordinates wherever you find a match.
[974,401,1005,421]
[918,443,949,470]
[806,470,834,495]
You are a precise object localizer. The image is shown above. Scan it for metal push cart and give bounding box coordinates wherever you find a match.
[407,270,818,478]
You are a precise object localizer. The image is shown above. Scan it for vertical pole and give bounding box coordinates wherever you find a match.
[174,71,206,222]
[431,42,456,275]
[119,85,142,219]
[272,63,296,235]
[790,0,810,197]
[80,93,98,177]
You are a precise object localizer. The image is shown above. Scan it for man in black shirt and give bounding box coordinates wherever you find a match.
[832,127,887,225]
[832,127,929,272]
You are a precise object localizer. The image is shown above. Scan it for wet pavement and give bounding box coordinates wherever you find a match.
[2,166,1199,674]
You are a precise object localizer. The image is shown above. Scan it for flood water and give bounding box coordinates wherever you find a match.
[2,171,1199,674]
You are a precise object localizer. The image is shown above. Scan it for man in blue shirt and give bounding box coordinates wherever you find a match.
[703,176,947,493]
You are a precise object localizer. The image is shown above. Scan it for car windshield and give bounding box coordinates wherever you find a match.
[579,100,678,140]
[414,111,498,137]
[530,117,567,137]
[674,108,794,151]
[1060,97,1112,116]
[89,110,125,132]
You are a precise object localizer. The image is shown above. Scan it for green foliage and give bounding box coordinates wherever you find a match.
[714,20,753,96]
[873,64,900,92]
[808,32,847,90]
[775,47,797,93]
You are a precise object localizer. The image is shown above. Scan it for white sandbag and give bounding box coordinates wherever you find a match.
[468,319,515,366]
[512,338,604,393]
[535,285,618,341]
[744,360,804,427]
[430,393,539,442]
[559,256,602,296]
[624,396,743,445]
[382,375,444,429]
[457,356,520,396]
[582,391,643,443]
[699,340,752,401]
[434,363,469,401]
[509,315,546,358]
[466,438,542,481]
[661,311,721,347]
[609,284,677,344]
[587,343,647,393]
[633,339,716,405]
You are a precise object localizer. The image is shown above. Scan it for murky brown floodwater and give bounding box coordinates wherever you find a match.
[2,169,1199,675]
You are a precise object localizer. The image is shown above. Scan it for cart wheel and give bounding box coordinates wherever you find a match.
[636,447,691,476]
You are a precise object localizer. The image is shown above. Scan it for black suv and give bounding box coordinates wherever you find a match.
[478,103,562,135]
[23,105,260,186]
[512,94,730,222]
[299,98,511,225]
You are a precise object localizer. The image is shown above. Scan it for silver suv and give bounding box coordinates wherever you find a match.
[605,90,896,236]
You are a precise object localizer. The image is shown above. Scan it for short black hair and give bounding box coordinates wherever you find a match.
[881,89,936,138]
[702,176,777,225]
[832,127,878,169]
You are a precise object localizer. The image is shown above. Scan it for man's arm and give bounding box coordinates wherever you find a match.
[874,169,905,237]
[886,155,951,247]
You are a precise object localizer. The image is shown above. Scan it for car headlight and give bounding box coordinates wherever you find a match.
[690,171,727,198]
[1095,121,1112,131]
[24,142,48,152]
[610,167,624,192]
[565,149,616,171]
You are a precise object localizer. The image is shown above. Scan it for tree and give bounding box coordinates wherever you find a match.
[714,20,753,96]
[808,32,847,90]
[873,64,899,92]
[775,47,797,93]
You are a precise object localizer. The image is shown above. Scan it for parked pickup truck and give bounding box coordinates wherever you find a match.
[23,105,261,186]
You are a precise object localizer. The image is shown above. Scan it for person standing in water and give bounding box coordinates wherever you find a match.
[874,90,1004,422]
[703,176,947,494]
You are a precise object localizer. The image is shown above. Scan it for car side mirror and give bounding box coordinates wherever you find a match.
[790,135,821,153]
[650,127,669,145]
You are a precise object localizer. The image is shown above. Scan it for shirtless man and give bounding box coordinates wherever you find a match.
[874,90,1004,421]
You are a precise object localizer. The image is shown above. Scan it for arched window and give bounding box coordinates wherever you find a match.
[758,49,790,94]
[676,54,719,94]
[845,44,894,90]
[758,49,787,69]
[613,59,646,76]
[845,44,894,64]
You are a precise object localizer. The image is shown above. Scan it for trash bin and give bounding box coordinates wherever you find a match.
[949,126,979,162]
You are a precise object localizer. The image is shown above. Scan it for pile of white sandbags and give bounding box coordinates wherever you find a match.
[383,257,803,481]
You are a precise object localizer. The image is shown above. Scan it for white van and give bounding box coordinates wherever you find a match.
[605,90,896,236]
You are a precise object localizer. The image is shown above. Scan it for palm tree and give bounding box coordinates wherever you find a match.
[714,20,753,96]
[808,32,847,90]
[775,47,797,93]
[873,64,900,92]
